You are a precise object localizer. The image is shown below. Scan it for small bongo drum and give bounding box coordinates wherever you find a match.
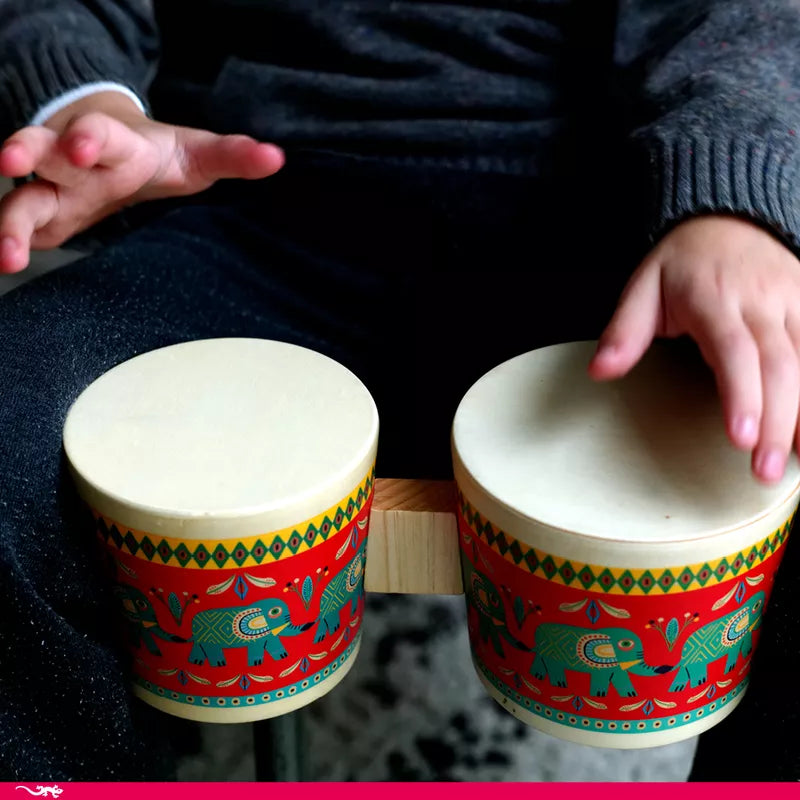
[452,340,800,748]
[63,338,378,722]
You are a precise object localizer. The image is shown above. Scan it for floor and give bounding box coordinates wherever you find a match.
[0,177,696,781]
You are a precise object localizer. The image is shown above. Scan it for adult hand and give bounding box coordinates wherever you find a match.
[589,215,800,484]
[0,91,284,273]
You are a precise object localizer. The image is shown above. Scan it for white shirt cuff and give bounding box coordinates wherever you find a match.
[30,82,146,127]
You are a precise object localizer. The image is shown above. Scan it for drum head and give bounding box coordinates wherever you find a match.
[452,340,800,545]
[63,338,378,536]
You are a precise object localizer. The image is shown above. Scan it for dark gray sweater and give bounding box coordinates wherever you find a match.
[1,0,800,249]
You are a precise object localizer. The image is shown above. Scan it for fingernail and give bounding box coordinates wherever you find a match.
[593,341,618,361]
[0,236,17,259]
[1,142,22,157]
[756,449,785,482]
[732,414,757,444]
[69,134,92,150]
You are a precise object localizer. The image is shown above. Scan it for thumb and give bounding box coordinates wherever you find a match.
[588,260,663,381]
[179,131,285,184]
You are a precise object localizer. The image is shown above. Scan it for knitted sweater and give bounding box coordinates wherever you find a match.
[1,0,800,248]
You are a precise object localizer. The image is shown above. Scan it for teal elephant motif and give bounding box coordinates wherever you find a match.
[531,623,672,697]
[189,599,312,666]
[114,584,185,656]
[314,538,366,643]
[669,591,765,692]
[462,553,529,657]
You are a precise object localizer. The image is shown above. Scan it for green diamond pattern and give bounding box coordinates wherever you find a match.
[657,569,676,593]
[212,543,229,566]
[123,531,139,555]
[230,542,249,567]
[251,539,268,563]
[558,560,577,585]
[94,470,375,568]
[173,545,194,567]
[285,532,304,554]
[540,556,559,580]
[638,570,656,594]
[524,549,540,572]
[576,565,595,589]
[108,524,124,548]
[269,537,286,559]
[458,491,795,594]
[695,564,713,586]
[319,516,334,540]
[156,539,173,564]
[193,543,211,568]
[508,539,524,564]
[617,570,637,595]
[677,567,695,588]
[596,568,616,591]
[494,532,510,556]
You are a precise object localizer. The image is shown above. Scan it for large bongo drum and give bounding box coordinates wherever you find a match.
[63,338,378,722]
[452,340,800,748]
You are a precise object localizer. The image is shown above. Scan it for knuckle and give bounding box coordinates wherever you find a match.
[67,111,108,137]
[761,343,799,384]
[712,327,753,361]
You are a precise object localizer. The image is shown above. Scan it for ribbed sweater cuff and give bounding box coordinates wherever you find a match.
[641,133,800,252]
[0,38,146,140]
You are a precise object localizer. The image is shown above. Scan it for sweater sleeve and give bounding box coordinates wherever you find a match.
[0,0,158,141]
[614,0,800,251]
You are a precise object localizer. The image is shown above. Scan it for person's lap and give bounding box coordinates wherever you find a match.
[0,198,369,779]
[7,153,781,780]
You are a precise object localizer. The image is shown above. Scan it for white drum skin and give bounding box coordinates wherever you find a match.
[452,341,800,748]
[64,338,378,722]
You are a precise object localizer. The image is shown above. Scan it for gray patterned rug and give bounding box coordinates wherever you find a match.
[176,594,696,781]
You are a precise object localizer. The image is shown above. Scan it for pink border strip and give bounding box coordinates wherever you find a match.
[0,783,774,797]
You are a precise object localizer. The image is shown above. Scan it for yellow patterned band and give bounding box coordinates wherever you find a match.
[94,468,375,569]
[458,493,793,596]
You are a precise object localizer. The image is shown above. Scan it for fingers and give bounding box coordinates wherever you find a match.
[0,126,59,177]
[181,132,284,185]
[588,261,662,381]
[0,113,142,188]
[748,320,800,483]
[685,303,798,484]
[0,181,59,272]
[1,122,96,187]
[59,112,140,169]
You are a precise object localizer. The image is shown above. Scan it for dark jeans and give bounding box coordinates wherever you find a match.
[0,153,788,779]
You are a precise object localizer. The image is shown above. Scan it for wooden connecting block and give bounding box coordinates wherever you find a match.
[365,478,464,595]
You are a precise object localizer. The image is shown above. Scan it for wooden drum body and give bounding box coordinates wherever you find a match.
[452,341,800,748]
[63,339,378,722]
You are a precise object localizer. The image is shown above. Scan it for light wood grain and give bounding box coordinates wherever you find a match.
[365,478,464,595]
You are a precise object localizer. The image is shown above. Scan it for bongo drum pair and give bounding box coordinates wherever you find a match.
[63,338,800,749]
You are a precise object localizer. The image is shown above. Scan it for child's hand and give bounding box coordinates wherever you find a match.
[589,215,800,484]
[0,92,284,273]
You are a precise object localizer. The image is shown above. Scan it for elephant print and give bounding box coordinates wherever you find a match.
[189,599,312,666]
[113,584,185,656]
[669,591,765,692]
[462,552,529,657]
[531,623,672,697]
[314,538,366,643]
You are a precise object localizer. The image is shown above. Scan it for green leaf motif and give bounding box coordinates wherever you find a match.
[168,592,182,624]
[302,576,314,604]
[513,596,525,628]
[665,617,680,647]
